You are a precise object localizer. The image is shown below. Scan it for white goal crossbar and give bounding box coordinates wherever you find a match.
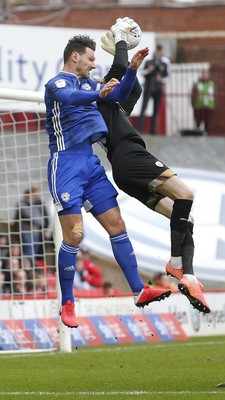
[0,88,44,103]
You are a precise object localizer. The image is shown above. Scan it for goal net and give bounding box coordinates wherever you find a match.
[0,88,62,352]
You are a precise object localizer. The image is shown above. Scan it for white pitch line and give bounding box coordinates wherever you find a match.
[0,339,225,359]
[0,391,225,396]
[77,339,225,353]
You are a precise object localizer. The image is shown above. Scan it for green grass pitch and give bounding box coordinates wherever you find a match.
[0,336,225,400]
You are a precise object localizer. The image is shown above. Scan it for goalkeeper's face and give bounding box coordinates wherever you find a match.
[76,47,96,79]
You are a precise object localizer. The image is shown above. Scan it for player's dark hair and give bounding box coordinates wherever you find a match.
[63,35,96,63]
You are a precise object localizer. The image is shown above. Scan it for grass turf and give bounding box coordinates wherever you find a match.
[0,336,225,400]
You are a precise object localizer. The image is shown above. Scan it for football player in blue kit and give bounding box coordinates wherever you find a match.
[45,28,172,328]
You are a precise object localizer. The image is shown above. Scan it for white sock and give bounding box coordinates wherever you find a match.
[170,256,182,269]
[183,274,198,284]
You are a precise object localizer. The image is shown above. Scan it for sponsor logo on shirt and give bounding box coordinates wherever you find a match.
[55,79,66,88]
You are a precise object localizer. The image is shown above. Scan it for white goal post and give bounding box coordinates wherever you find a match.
[0,88,71,353]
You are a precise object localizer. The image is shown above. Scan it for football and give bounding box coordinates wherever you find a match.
[126,23,142,50]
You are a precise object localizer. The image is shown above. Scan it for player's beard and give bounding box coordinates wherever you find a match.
[79,69,91,79]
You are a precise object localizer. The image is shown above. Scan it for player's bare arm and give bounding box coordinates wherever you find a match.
[129,47,149,70]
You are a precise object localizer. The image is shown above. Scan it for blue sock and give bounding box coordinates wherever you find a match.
[110,232,144,293]
[58,241,79,305]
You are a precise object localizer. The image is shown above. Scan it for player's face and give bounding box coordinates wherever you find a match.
[76,48,96,79]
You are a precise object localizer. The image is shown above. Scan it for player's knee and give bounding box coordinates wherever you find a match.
[71,231,83,247]
[164,176,194,201]
[117,217,126,232]
[183,187,194,201]
[112,215,126,234]
[97,207,126,235]
[179,180,194,201]
[66,221,83,246]
[107,214,126,235]
[173,185,194,201]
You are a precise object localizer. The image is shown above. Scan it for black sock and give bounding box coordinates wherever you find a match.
[182,222,195,274]
[170,199,193,257]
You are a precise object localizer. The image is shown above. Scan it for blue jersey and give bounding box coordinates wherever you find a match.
[44,68,137,153]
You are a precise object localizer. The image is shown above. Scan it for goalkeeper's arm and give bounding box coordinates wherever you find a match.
[103,40,142,115]
[103,40,128,83]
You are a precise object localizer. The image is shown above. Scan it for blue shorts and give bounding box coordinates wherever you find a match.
[48,149,118,216]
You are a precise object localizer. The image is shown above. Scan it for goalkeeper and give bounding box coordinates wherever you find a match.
[97,17,210,314]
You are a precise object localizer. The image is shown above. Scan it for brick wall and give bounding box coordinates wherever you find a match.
[6,3,225,135]
[8,5,225,33]
[177,37,225,63]
[7,4,225,64]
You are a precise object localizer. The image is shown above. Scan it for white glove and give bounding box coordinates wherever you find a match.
[110,16,137,44]
[121,17,135,26]
[101,31,115,56]
[116,17,135,26]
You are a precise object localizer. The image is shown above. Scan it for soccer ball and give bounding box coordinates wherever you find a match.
[126,23,142,50]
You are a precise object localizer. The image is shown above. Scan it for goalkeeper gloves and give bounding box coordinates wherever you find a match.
[110,17,137,44]
[101,31,115,56]
[101,17,137,55]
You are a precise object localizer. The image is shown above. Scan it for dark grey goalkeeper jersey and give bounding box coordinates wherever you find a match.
[97,41,174,209]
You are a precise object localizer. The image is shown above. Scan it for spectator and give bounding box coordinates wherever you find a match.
[20,256,34,293]
[8,243,21,259]
[137,44,171,135]
[34,269,47,296]
[0,232,8,268]
[102,281,121,297]
[80,246,103,288]
[21,256,33,271]
[13,185,50,261]
[3,257,21,294]
[46,267,57,298]
[191,69,215,134]
[0,271,5,296]
[73,252,91,289]
[12,269,27,295]
[153,272,176,292]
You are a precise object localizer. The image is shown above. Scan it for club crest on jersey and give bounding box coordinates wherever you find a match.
[81,82,92,91]
[55,79,66,88]
[61,192,70,202]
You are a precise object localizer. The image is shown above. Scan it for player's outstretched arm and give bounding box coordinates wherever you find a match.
[100,19,145,114]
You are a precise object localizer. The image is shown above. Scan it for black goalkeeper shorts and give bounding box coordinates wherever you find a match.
[111,141,175,210]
